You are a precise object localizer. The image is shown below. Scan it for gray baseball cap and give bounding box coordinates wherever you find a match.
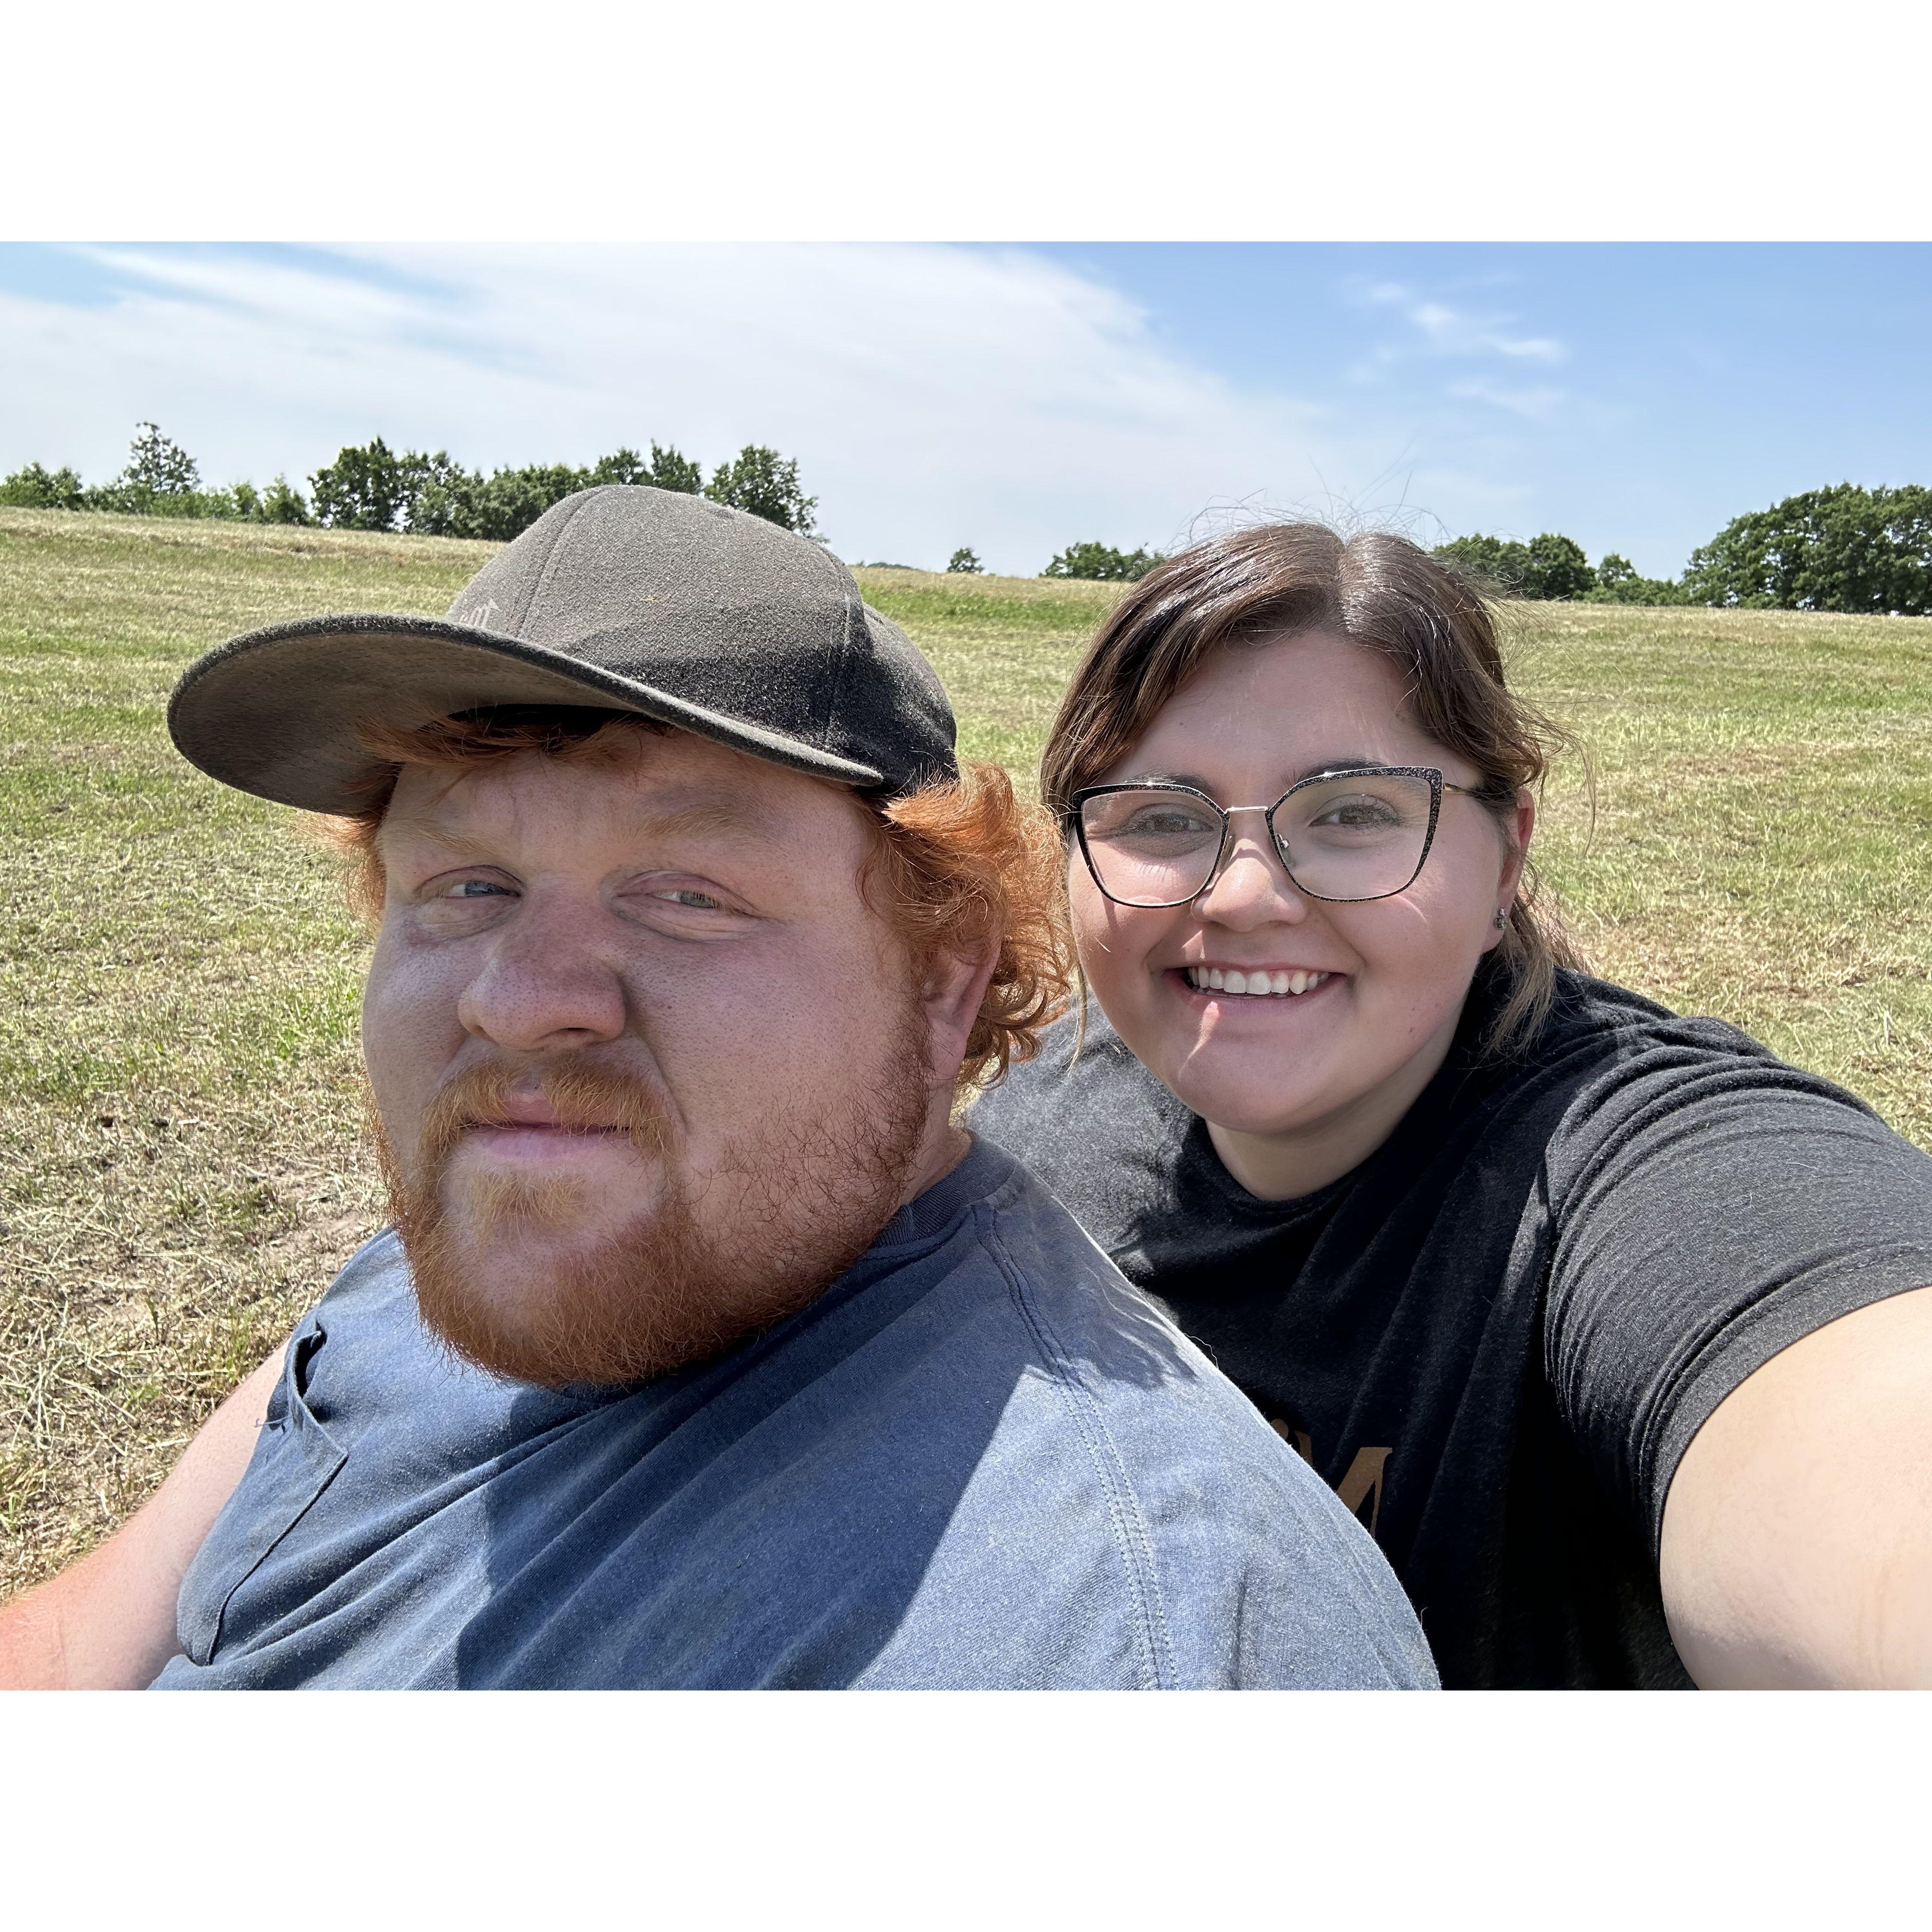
[167,485,958,812]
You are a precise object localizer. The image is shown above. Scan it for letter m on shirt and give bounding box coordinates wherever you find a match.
[1271,1420,1391,1540]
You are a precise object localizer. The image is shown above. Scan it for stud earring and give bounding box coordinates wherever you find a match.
[1493,908,1508,930]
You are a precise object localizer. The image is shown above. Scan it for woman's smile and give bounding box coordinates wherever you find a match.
[1175,964,1339,1000]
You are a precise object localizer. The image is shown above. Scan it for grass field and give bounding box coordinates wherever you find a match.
[5,506,1932,1598]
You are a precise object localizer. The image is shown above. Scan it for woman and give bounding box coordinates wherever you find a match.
[975,522,1932,1689]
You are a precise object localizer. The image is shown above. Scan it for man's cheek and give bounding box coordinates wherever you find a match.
[360,949,458,1165]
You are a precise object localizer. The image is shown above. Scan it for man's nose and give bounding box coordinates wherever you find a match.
[455,907,628,1052]
[1195,824,1311,930]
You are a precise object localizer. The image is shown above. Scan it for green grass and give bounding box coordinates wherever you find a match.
[4,506,1931,1595]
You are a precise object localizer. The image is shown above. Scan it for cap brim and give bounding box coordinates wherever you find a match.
[167,613,886,814]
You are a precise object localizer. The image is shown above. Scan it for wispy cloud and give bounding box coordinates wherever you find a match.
[1357,279,1568,366]
[1446,378,1568,420]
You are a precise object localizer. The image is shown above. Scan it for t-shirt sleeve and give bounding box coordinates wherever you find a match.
[1543,1034,1932,1553]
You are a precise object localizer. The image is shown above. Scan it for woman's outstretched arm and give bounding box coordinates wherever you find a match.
[1661,1285,1932,1688]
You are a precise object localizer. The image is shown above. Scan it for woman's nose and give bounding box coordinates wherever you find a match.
[1196,828,1310,928]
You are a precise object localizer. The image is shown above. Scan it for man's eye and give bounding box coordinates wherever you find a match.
[657,888,723,909]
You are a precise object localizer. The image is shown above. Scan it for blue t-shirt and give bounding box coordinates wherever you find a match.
[155,1139,1435,1689]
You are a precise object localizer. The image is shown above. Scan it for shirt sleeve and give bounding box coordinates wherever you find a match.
[1543,1031,1932,1553]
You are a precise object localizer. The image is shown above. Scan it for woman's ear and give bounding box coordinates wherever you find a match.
[1481,787,1537,955]
[1506,786,1537,894]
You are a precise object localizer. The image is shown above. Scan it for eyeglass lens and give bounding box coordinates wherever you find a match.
[1079,772,1438,906]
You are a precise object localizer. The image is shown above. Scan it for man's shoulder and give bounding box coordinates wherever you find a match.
[968,1144,1339,1484]
[873,1140,1325,1510]
[857,1145,1437,1687]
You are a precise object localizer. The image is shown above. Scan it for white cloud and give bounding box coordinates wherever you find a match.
[0,244,1399,577]
[1357,279,1568,368]
[1446,378,1569,421]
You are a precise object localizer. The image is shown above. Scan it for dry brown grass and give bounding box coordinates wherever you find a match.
[4,510,1931,1597]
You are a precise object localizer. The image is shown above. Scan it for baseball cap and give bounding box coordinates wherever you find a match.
[167,485,958,812]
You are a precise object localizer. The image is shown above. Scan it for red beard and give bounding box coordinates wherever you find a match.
[374,1027,932,1389]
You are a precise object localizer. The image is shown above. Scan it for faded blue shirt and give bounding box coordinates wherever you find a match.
[154,1139,1435,1690]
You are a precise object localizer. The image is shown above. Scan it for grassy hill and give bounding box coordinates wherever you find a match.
[5,506,1932,1593]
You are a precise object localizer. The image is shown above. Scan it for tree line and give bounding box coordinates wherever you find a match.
[1434,485,1932,616]
[5,426,1930,612]
[0,424,818,540]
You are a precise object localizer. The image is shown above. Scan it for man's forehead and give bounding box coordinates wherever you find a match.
[379,731,852,850]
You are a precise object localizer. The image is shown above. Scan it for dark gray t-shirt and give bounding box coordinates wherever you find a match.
[153,1139,1435,1690]
[972,966,1932,1688]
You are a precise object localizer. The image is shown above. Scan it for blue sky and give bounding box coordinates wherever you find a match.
[3,242,1929,579]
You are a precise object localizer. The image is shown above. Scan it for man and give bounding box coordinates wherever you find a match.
[0,486,1434,1689]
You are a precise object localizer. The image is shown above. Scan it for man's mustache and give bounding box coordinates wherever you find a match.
[416,1058,675,1172]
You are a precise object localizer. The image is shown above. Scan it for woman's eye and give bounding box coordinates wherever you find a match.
[1314,798,1401,829]
[1123,809,1214,838]
[441,878,513,899]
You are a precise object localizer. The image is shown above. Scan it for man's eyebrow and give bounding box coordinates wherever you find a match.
[630,797,791,841]
[379,795,790,858]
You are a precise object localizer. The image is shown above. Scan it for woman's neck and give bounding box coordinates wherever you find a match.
[1204,1000,1465,1202]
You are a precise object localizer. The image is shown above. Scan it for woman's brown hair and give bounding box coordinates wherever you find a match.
[1039,522,1585,1055]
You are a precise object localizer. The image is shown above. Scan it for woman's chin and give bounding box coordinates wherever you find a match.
[1161,1058,1338,1140]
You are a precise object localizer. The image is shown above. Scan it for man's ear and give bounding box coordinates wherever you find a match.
[918,942,1000,1090]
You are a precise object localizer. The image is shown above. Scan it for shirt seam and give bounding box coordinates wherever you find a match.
[978,1202,1178,1690]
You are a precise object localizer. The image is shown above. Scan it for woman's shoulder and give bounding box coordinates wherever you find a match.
[1513,966,1905,1194]
[969,1005,1191,1235]
[1497,966,1820,1096]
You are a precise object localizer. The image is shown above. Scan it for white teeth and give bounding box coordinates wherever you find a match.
[1188,966,1332,997]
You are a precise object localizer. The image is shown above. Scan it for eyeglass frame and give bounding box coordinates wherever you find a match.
[1066,766,1483,908]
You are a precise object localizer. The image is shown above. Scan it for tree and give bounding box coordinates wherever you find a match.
[704,446,817,534]
[644,443,702,494]
[0,461,85,511]
[392,451,479,537]
[1432,531,1596,599]
[947,547,983,574]
[120,422,199,496]
[310,438,412,530]
[1682,483,1932,615]
[1519,533,1595,600]
[1586,552,1687,605]
[1433,533,1519,586]
[1041,540,1163,581]
[257,475,313,525]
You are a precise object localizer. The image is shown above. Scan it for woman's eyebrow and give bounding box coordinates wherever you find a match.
[1121,756,1387,792]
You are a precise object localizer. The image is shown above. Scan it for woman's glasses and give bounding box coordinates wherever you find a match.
[1069,767,1477,908]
